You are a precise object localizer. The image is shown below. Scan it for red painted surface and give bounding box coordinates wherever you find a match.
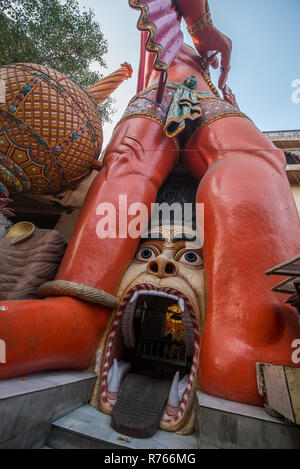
[185,118,300,405]
[0,297,109,380]
[1,1,299,407]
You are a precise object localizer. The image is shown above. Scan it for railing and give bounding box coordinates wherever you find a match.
[136,336,187,367]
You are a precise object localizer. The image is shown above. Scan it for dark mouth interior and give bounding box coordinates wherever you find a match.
[125,295,193,380]
[105,287,196,438]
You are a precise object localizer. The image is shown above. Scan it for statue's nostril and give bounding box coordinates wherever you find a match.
[165,262,175,275]
[149,261,159,273]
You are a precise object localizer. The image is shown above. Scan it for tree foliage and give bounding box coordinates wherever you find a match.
[0,0,114,121]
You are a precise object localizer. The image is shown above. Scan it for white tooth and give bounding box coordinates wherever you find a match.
[94,347,102,374]
[162,293,177,301]
[178,375,189,402]
[157,292,178,300]
[107,359,131,394]
[167,371,180,408]
[107,365,112,386]
[167,372,189,411]
[130,289,150,303]
[158,291,167,297]
[178,298,185,312]
[118,360,131,380]
[130,291,139,303]
[108,358,119,393]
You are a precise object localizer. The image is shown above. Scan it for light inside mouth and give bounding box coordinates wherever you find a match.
[100,283,200,430]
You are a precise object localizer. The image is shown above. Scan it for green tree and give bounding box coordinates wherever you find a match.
[0,0,115,121]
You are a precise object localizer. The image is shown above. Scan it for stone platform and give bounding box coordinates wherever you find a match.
[1,370,299,449]
[0,370,96,449]
[46,404,198,449]
[196,391,300,449]
[46,391,300,449]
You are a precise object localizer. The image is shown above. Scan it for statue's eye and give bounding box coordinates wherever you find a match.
[135,246,158,262]
[178,250,203,267]
[141,248,153,259]
[185,252,197,263]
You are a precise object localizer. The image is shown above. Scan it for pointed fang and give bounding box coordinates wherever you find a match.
[166,372,189,417]
[107,359,131,401]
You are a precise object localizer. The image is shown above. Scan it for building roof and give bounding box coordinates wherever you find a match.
[263,130,300,186]
[264,130,300,152]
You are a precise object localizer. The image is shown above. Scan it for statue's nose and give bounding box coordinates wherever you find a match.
[147,256,177,278]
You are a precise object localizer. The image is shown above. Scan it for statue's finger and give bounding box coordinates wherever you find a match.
[218,37,232,89]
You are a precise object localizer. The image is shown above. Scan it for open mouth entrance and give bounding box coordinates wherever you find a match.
[100,284,200,438]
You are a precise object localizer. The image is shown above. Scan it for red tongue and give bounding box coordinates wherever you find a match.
[111,373,171,438]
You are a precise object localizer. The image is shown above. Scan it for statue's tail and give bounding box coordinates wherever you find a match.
[88,62,133,105]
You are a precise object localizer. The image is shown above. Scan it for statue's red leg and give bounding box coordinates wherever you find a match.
[184,116,300,405]
[0,119,177,379]
[57,118,178,290]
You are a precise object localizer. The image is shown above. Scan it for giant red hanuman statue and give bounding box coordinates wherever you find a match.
[0,0,299,411]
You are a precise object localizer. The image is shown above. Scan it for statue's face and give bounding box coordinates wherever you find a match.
[98,226,205,434]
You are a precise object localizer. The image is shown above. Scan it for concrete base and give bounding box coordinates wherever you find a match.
[196,391,300,449]
[0,371,96,449]
[1,370,299,449]
[47,404,199,450]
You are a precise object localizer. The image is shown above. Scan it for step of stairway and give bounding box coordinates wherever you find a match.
[47,404,199,450]
[196,391,300,449]
[47,391,300,450]
[0,370,96,449]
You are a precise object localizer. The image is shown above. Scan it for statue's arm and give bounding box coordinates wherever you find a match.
[175,0,232,89]
[175,0,207,23]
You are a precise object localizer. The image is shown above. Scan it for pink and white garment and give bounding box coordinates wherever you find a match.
[129,0,184,97]
[129,1,240,108]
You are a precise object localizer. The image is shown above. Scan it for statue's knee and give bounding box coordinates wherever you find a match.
[103,151,154,184]
[192,118,286,172]
[103,135,149,177]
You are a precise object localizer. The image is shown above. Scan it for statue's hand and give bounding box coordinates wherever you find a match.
[192,23,232,90]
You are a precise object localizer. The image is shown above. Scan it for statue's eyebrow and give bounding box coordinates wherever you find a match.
[139,233,166,243]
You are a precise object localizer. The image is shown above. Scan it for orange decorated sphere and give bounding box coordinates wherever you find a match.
[0,63,103,197]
